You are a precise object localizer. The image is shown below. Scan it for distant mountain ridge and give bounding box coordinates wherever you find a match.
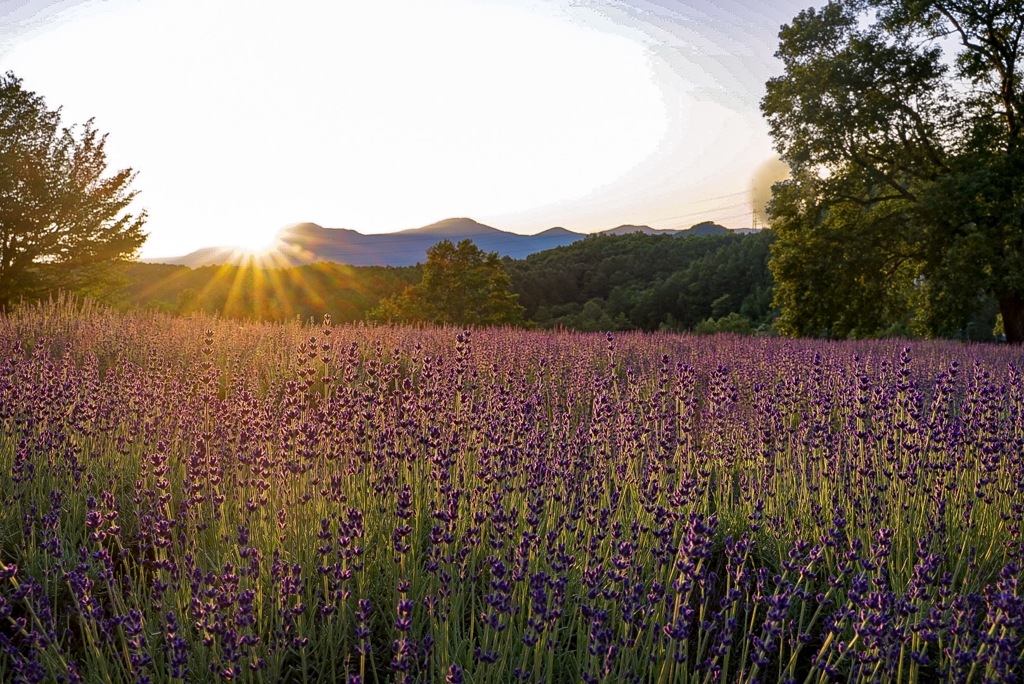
[145,217,751,268]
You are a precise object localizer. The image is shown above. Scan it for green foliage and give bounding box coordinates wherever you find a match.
[0,72,147,310]
[508,232,775,332]
[369,239,525,326]
[694,312,755,336]
[762,1,1024,341]
[768,172,921,338]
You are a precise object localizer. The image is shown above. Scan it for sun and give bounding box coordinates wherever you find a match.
[231,232,282,256]
[4,0,669,258]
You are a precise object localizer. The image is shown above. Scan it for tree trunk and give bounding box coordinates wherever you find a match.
[999,296,1024,344]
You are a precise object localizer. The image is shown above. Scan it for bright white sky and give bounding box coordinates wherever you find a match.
[1,0,806,257]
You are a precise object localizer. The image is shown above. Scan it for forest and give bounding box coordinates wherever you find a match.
[507,231,774,333]
[96,231,777,335]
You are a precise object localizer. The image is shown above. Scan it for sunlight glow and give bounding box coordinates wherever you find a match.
[230,237,284,259]
[5,0,670,257]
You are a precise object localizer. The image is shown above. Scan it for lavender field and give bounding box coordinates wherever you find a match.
[1,300,1022,683]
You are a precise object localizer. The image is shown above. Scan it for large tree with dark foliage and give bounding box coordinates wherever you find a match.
[0,72,146,310]
[763,1,1024,341]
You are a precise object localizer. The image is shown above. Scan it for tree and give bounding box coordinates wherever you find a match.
[369,239,524,326]
[762,1,1024,341]
[0,72,146,310]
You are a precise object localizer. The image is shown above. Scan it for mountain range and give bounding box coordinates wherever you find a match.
[145,217,756,268]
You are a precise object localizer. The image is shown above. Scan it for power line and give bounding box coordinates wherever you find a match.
[644,201,752,226]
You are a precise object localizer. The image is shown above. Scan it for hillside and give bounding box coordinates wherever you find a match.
[113,261,419,322]
[507,230,775,331]
[144,218,751,268]
[116,230,774,332]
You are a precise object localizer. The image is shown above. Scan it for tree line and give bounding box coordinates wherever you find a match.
[97,234,775,334]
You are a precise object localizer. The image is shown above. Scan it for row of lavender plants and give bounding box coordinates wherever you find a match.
[1,297,1022,683]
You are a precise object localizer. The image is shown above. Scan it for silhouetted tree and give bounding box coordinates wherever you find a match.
[370,239,524,326]
[0,72,146,310]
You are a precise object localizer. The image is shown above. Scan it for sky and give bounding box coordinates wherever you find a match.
[1,0,807,258]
